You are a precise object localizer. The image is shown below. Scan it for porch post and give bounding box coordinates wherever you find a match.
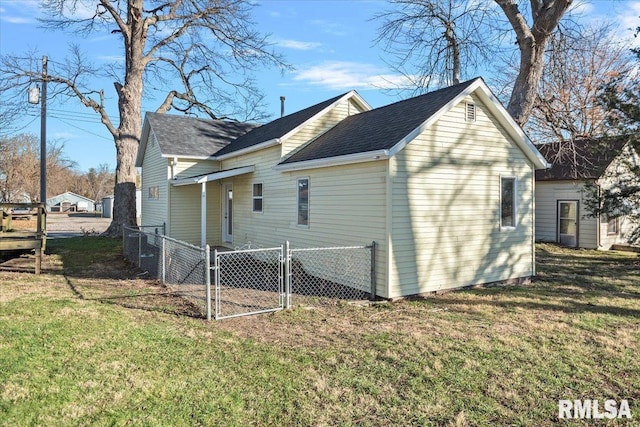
[201,181,207,247]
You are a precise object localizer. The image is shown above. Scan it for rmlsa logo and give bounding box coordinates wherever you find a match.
[559,399,632,419]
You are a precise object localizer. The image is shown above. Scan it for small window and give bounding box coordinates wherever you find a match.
[500,177,516,229]
[607,216,619,235]
[148,186,159,200]
[252,183,263,213]
[466,103,476,122]
[297,178,309,226]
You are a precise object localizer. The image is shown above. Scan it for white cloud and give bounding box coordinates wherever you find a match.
[53,131,77,140]
[294,61,415,90]
[276,39,322,51]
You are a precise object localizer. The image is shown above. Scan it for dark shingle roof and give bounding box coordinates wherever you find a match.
[215,92,349,157]
[535,136,629,181]
[280,78,480,164]
[146,112,257,158]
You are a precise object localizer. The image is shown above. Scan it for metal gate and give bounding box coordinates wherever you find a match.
[212,246,284,320]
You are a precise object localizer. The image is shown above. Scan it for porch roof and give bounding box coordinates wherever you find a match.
[171,165,255,187]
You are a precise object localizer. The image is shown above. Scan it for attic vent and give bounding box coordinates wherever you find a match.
[466,103,476,122]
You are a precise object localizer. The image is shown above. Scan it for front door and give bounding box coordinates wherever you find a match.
[223,183,233,243]
[558,201,578,247]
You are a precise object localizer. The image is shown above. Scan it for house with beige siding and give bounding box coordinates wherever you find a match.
[535,137,639,250]
[136,77,548,299]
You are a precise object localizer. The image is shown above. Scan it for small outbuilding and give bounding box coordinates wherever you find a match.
[47,192,95,213]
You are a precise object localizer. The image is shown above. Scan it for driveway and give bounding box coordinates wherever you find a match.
[47,213,112,238]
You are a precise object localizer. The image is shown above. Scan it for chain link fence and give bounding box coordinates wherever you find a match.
[214,247,284,320]
[122,225,209,316]
[288,243,375,307]
[123,226,375,320]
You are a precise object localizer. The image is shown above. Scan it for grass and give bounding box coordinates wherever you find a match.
[1,239,639,426]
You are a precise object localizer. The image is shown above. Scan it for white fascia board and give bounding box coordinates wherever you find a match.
[273,150,389,172]
[387,79,550,169]
[162,153,215,161]
[136,116,152,167]
[214,138,281,160]
[471,83,550,170]
[171,165,255,186]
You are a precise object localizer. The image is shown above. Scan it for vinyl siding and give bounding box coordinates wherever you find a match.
[534,181,598,248]
[140,131,170,230]
[281,98,366,158]
[596,145,640,249]
[220,146,388,296]
[389,94,535,297]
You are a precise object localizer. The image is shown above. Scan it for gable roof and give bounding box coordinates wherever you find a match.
[136,113,258,166]
[535,136,629,181]
[214,91,370,159]
[277,77,548,170]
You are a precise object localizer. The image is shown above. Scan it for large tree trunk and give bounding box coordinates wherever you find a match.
[103,0,145,237]
[495,0,572,126]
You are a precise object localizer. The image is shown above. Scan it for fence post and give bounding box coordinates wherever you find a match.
[205,245,211,321]
[370,241,376,301]
[161,236,166,284]
[138,229,142,268]
[213,248,219,320]
[285,240,291,309]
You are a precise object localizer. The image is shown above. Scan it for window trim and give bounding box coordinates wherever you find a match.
[148,186,159,200]
[607,215,619,235]
[252,182,263,213]
[296,177,310,227]
[500,176,517,230]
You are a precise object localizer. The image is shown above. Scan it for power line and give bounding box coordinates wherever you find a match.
[49,117,113,141]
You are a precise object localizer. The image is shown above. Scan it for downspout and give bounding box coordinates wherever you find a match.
[201,181,207,247]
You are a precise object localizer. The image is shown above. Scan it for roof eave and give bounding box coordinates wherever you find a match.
[273,150,389,172]
[215,138,281,160]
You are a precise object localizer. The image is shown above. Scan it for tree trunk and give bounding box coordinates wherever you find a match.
[508,38,546,126]
[103,0,145,237]
[495,0,572,126]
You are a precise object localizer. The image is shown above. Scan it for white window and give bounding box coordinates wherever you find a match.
[297,178,309,226]
[500,177,516,229]
[466,103,476,122]
[148,186,159,200]
[607,216,619,235]
[252,183,263,213]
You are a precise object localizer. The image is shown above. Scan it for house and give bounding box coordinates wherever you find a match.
[47,191,96,213]
[136,77,548,299]
[535,137,639,249]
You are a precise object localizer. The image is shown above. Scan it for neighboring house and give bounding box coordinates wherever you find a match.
[535,137,639,249]
[136,77,548,299]
[47,191,96,213]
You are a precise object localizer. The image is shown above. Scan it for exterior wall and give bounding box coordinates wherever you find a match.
[168,158,221,245]
[596,145,640,249]
[140,132,170,230]
[534,181,598,249]
[389,94,536,297]
[281,98,366,158]
[220,145,389,297]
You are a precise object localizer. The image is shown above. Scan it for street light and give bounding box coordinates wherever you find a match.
[27,56,47,206]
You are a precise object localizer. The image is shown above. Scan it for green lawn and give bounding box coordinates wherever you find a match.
[1,239,638,426]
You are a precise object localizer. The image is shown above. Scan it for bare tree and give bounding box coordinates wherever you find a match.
[495,0,572,125]
[527,23,634,145]
[0,0,287,236]
[374,0,499,92]
[0,133,76,203]
[375,0,572,125]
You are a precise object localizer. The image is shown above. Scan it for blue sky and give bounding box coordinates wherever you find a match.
[1,0,639,172]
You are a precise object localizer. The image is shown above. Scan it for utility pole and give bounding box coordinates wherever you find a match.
[40,56,47,205]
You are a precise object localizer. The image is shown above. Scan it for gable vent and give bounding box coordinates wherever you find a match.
[466,103,476,122]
